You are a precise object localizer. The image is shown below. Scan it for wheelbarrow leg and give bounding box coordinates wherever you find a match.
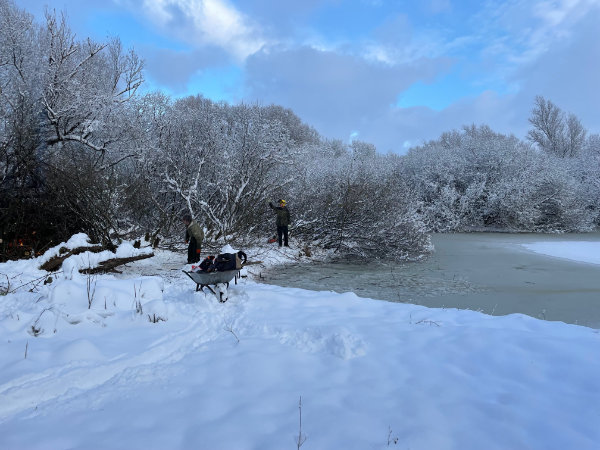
[217,283,228,303]
[203,285,216,296]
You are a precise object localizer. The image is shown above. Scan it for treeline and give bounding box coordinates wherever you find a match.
[402,117,600,233]
[1,0,599,263]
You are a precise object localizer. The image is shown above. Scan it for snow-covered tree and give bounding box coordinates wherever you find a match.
[0,0,145,254]
[527,96,586,158]
[403,124,595,232]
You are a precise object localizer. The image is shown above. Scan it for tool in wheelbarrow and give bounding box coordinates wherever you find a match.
[183,251,247,302]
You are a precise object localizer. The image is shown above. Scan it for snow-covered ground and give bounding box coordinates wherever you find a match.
[1,236,599,450]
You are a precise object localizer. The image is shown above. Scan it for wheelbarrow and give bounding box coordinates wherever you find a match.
[182,269,241,302]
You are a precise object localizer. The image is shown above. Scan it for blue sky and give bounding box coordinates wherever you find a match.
[18,0,600,153]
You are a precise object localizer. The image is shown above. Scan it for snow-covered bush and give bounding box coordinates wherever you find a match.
[402,124,598,232]
[288,140,431,260]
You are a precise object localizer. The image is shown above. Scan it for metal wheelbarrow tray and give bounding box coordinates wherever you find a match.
[182,269,241,302]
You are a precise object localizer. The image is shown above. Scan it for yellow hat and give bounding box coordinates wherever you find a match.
[279,199,287,205]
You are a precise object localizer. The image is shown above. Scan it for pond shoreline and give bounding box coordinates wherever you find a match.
[260,232,600,328]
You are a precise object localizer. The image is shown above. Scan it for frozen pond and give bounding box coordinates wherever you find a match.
[261,233,600,328]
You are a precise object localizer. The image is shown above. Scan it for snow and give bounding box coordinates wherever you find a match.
[36,233,96,266]
[1,237,599,449]
[522,241,600,266]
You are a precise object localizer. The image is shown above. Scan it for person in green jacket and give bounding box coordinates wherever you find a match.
[182,214,204,263]
[269,199,291,247]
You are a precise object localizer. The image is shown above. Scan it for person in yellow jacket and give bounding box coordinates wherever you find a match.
[268,199,291,247]
[182,214,204,263]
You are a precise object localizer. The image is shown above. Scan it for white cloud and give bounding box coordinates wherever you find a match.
[139,0,267,60]
[120,0,600,153]
[362,44,396,65]
[533,0,599,27]
[477,0,600,65]
[244,45,452,150]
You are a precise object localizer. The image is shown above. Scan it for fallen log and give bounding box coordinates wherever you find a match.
[40,245,104,272]
[79,253,154,274]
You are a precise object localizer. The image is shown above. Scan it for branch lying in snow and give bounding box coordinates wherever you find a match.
[296,396,307,449]
[415,319,441,327]
[241,260,263,265]
[79,253,154,274]
[0,273,9,295]
[40,245,104,272]
[224,323,240,343]
[6,273,57,294]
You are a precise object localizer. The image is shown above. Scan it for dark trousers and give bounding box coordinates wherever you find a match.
[187,237,200,263]
[277,226,289,247]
